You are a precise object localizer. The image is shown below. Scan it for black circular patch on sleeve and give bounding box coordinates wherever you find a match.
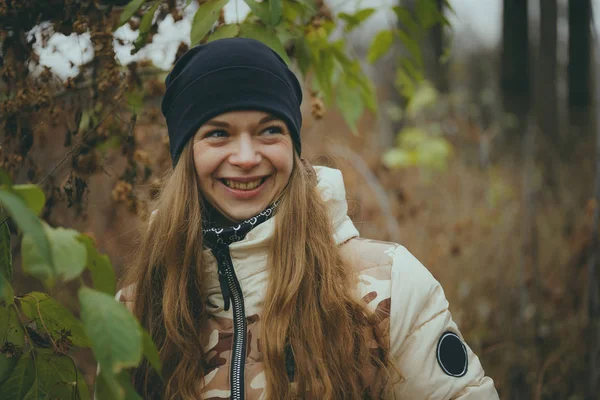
[436,331,468,377]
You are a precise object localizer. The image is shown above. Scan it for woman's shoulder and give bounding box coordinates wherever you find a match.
[341,238,442,309]
[340,238,436,284]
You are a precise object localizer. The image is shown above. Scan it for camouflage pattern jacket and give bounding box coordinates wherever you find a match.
[116,166,499,399]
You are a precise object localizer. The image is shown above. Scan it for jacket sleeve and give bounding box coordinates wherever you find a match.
[388,246,499,399]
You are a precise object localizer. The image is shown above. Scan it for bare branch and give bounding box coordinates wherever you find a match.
[326,144,402,241]
[37,94,125,186]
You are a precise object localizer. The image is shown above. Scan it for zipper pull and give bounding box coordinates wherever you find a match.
[218,267,231,311]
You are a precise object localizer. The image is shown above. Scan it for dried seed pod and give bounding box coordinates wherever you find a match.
[134,149,150,165]
[311,96,325,120]
[112,180,133,202]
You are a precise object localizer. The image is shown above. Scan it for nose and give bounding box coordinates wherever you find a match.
[229,134,261,169]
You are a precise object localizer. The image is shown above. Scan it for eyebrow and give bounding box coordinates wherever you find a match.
[203,114,281,128]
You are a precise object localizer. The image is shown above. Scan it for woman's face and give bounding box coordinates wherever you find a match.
[192,110,294,223]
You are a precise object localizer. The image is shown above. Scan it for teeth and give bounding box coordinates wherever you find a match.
[223,178,263,190]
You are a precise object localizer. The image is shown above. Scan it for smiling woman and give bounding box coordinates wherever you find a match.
[192,111,294,224]
[114,37,500,400]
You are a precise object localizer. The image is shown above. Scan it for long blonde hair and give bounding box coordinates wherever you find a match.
[123,143,390,399]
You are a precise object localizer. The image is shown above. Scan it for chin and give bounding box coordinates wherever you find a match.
[224,206,265,222]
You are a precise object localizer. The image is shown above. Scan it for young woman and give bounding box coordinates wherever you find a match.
[118,38,499,399]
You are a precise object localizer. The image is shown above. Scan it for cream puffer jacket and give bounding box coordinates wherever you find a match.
[116,166,499,399]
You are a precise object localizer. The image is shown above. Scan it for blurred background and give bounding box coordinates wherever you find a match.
[2,0,599,398]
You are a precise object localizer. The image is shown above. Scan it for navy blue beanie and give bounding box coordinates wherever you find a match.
[161,37,303,166]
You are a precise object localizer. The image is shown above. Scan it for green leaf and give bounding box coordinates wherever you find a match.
[342,60,376,112]
[138,1,158,35]
[77,110,91,135]
[190,0,229,46]
[20,234,53,286]
[45,226,86,282]
[0,352,34,400]
[400,56,423,82]
[295,0,317,14]
[0,190,52,272]
[395,66,417,99]
[140,326,161,376]
[243,0,271,23]
[0,220,12,281]
[294,37,311,76]
[0,274,13,306]
[117,0,146,28]
[313,50,335,104]
[353,8,376,23]
[329,40,350,65]
[21,377,39,400]
[367,29,393,64]
[79,287,142,375]
[20,292,91,348]
[22,225,87,285]
[382,148,414,169]
[406,82,438,117]
[336,79,363,134]
[274,24,295,45]
[269,0,282,25]
[0,307,23,383]
[97,136,122,155]
[443,0,456,15]
[396,29,423,67]
[95,370,125,400]
[77,235,116,296]
[207,23,240,42]
[96,370,141,400]
[415,0,442,29]
[34,349,90,400]
[0,306,25,347]
[13,185,45,217]
[417,137,452,170]
[133,1,160,51]
[239,23,291,65]
[125,89,144,115]
[0,170,12,187]
[393,6,420,34]
[338,8,375,32]
[282,1,302,22]
[0,354,18,385]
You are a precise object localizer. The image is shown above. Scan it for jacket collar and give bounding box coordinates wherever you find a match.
[202,166,360,284]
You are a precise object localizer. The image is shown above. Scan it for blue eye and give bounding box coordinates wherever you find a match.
[205,130,228,138]
[262,126,284,135]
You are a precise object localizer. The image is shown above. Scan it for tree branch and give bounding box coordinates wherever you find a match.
[326,144,402,241]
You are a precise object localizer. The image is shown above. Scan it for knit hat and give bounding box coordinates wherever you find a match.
[161,37,303,166]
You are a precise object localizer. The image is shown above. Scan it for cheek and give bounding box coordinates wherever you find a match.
[193,144,220,175]
[271,146,294,178]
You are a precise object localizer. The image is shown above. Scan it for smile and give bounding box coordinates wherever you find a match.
[220,176,269,191]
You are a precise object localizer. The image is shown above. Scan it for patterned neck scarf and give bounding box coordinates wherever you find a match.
[201,202,278,249]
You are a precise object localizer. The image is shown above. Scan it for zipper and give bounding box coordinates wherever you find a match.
[212,245,247,400]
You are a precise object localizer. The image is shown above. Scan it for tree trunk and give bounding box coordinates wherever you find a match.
[424,0,448,93]
[501,0,531,119]
[568,0,591,127]
[537,0,558,144]
[502,2,533,397]
[586,18,600,399]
